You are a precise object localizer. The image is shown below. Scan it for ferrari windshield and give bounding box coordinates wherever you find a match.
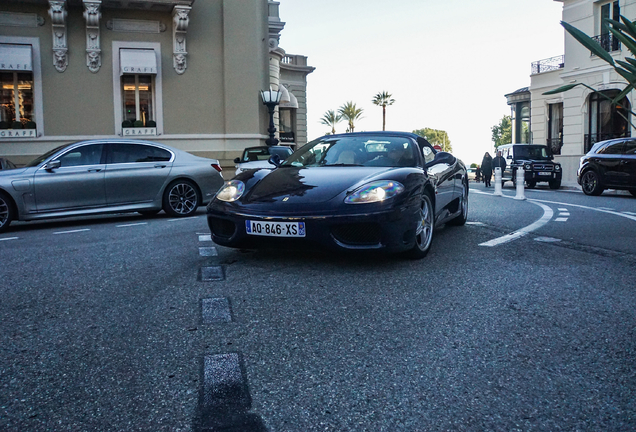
[282,135,418,168]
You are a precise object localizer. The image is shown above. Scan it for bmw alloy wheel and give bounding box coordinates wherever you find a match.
[164,180,199,216]
[0,193,14,233]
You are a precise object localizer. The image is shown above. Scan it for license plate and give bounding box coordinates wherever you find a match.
[245,220,306,237]
[538,172,552,176]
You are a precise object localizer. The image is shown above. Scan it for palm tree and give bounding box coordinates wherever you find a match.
[372,91,395,131]
[338,101,364,133]
[320,109,342,135]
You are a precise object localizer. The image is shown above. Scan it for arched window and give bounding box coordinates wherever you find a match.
[586,90,630,152]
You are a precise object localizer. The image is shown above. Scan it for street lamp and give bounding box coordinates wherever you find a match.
[261,87,283,146]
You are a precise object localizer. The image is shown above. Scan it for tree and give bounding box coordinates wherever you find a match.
[338,101,364,133]
[320,109,342,135]
[491,115,512,148]
[543,15,636,129]
[371,91,395,131]
[412,128,453,152]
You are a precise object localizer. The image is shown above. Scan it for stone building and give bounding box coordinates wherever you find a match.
[507,0,635,185]
[0,0,313,170]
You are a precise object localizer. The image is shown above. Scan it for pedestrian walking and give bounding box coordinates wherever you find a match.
[492,150,507,174]
[481,152,492,187]
[475,165,482,183]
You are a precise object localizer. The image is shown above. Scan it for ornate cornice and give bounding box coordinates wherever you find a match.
[48,0,68,72]
[172,5,190,75]
[83,1,102,73]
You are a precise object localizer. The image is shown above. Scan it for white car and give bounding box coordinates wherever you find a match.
[466,168,477,181]
[234,145,293,175]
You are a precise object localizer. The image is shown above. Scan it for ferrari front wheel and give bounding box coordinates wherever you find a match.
[406,193,434,259]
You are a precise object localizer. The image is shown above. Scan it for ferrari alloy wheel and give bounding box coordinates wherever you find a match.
[407,193,434,259]
[0,192,14,233]
[448,181,468,226]
[163,180,199,217]
[581,170,603,196]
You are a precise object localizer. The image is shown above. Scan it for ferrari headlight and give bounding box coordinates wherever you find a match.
[215,180,245,202]
[344,180,405,204]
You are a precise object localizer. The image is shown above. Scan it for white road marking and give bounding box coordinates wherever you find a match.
[199,234,212,242]
[558,208,568,211]
[466,222,485,225]
[624,211,636,216]
[529,198,636,223]
[475,191,554,246]
[169,216,199,222]
[53,229,91,235]
[554,217,568,222]
[559,212,570,217]
[0,237,18,241]
[117,222,148,228]
[598,207,614,211]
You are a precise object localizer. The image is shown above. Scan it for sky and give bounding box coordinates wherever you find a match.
[277,0,565,166]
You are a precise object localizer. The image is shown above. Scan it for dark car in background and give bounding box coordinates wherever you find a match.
[498,144,562,189]
[0,139,225,233]
[578,138,636,196]
[233,145,293,175]
[208,132,468,259]
[0,157,16,170]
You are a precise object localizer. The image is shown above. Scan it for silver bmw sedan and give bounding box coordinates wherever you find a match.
[0,139,225,233]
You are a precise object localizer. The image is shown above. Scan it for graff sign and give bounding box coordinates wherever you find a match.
[123,127,157,136]
[0,129,36,138]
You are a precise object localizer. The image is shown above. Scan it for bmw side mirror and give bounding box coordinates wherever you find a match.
[268,154,282,167]
[233,157,241,164]
[44,160,61,171]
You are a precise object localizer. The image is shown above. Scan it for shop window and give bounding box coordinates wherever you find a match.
[279,108,296,144]
[0,72,35,130]
[122,74,155,128]
[548,103,563,155]
[586,90,630,152]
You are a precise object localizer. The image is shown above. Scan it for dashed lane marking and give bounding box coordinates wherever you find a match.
[116,222,148,228]
[199,234,212,242]
[558,208,568,211]
[555,218,568,222]
[535,237,562,243]
[529,198,636,223]
[202,298,233,324]
[168,216,199,222]
[466,222,485,225]
[199,266,225,281]
[0,237,18,241]
[199,247,218,257]
[53,229,91,235]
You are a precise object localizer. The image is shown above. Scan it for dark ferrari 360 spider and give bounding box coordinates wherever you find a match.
[206,131,468,259]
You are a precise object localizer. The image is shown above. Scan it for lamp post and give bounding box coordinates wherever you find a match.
[261,88,283,146]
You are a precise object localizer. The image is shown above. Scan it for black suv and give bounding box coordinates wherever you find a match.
[577,138,636,196]
[498,144,562,189]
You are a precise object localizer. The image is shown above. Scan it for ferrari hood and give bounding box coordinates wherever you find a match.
[242,166,392,204]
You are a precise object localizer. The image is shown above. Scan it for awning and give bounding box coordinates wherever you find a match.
[0,44,32,72]
[120,49,157,75]
[280,90,298,109]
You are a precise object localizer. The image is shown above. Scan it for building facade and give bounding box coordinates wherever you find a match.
[508,0,636,185]
[0,0,313,170]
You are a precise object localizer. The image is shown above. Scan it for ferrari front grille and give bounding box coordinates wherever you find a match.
[331,223,381,246]
[209,217,236,239]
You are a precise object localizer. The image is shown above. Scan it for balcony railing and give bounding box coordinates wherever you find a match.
[592,33,621,53]
[584,132,630,153]
[531,55,564,75]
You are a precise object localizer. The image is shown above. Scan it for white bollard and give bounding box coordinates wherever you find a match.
[514,166,526,200]
[493,167,503,196]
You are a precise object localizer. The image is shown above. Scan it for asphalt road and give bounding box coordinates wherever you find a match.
[1,184,635,431]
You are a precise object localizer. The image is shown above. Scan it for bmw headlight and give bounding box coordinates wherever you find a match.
[344,180,405,204]
[215,180,245,202]
[525,164,531,170]
[555,164,561,171]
